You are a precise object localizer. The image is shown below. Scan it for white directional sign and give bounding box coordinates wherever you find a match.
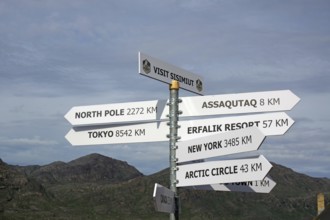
[65,122,168,146]
[139,52,204,95]
[153,183,175,213]
[65,112,293,146]
[64,99,168,126]
[176,126,265,163]
[189,176,276,194]
[179,90,300,117]
[179,112,294,141]
[176,155,272,187]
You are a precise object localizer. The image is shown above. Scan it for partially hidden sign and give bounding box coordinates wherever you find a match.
[153,183,175,213]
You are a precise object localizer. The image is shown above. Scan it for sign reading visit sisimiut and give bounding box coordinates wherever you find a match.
[139,52,204,95]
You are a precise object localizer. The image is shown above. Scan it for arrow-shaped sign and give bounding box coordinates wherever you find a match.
[176,155,272,187]
[64,99,168,127]
[179,90,300,117]
[65,122,169,146]
[65,112,293,146]
[189,176,276,194]
[64,90,299,127]
[153,183,175,213]
[176,126,265,163]
[179,112,294,141]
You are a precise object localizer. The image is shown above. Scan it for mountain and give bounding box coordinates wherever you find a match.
[15,153,143,184]
[0,154,329,220]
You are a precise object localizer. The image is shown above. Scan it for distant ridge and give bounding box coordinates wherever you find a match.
[1,154,329,220]
[12,153,143,184]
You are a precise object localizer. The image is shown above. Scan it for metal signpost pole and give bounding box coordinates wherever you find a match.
[168,80,180,220]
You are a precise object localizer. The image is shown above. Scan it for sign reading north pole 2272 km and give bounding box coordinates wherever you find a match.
[139,52,204,95]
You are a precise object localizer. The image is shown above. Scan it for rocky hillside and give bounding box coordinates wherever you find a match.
[0,154,329,220]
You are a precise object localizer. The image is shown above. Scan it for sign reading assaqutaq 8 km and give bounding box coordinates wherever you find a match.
[139,52,204,95]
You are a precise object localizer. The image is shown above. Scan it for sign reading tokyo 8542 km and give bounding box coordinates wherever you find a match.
[139,52,204,95]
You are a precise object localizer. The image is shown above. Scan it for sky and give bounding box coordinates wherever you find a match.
[0,0,329,179]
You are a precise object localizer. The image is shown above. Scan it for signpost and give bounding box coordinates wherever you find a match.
[189,176,276,194]
[176,126,265,163]
[65,112,293,146]
[64,52,301,220]
[139,52,204,95]
[176,155,272,187]
[153,183,176,213]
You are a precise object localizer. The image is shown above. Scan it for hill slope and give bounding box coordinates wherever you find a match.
[0,154,329,220]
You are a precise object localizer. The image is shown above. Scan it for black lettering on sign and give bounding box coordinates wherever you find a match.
[188,144,202,153]
[104,109,124,117]
[268,98,280,105]
[75,111,102,119]
[201,99,258,109]
[251,162,262,172]
[88,130,114,138]
[127,107,144,115]
[147,106,157,114]
[276,119,288,127]
[241,135,252,145]
[154,66,169,78]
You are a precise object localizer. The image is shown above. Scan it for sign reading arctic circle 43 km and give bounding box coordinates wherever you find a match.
[176,155,272,187]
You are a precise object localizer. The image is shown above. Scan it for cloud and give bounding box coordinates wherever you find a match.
[0,0,329,178]
[0,136,58,147]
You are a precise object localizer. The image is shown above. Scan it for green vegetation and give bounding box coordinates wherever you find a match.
[1,155,329,219]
